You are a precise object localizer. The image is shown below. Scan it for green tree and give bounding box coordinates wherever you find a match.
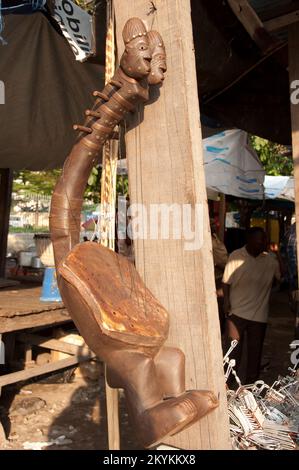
[73,1,96,14]
[13,165,128,203]
[85,165,101,202]
[85,165,129,203]
[251,136,293,176]
[13,170,61,195]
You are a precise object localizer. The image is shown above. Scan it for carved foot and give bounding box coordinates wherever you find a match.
[106,350,218,448]
[129,390,218,448]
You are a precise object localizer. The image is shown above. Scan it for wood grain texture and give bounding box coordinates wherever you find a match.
[61,242,169,342]
[0,286,70,333]
[114,0,230,449]
[0,309,70,334]
[0,286,63,318]
[105,365,120,450]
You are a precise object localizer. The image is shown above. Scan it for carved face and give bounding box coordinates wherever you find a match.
[120,35,152,79]
[148,32,167,85]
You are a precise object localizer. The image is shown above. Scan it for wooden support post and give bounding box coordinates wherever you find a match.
[105,366,120,450]
[114,0,230,449]
[100,1,120,450]
[0,169,13,278]
[288,25,299,338]
[3,334,15,367]
[24,343,33,369]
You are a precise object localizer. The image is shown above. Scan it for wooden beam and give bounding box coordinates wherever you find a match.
[17,332,91,356]
[0,169,13,278]
[227,0,279,54]
[288,24,299,338]
[265,10,299,33]
[0,353,95,388]
[114,0,230,450]
[0,309,70,334]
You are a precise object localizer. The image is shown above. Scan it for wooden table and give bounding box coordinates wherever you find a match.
[0,284,94,444]
[0,284,70,334]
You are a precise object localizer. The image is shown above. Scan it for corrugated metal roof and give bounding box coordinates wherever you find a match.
[249,0,293,18]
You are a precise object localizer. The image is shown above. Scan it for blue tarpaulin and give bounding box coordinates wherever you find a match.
[0,1,46,14]
[264,176,294,202]
[203,130,294,202]
[203,129,265,199]
[0,0,46,43]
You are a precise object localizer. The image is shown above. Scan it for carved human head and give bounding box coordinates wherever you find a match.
[147,31,167,85]
[120,18,152,79]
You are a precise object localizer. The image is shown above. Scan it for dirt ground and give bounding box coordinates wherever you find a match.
[0,290,296,450]
[0,367,140,450]
[226,289,296,386]
[262,289,296,384]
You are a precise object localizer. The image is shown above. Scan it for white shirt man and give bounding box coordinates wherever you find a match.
[222,227,280,384]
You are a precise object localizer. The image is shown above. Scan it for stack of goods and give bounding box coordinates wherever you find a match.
[224,342,299,450]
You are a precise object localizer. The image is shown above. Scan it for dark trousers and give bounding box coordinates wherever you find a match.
[225,314,267,385]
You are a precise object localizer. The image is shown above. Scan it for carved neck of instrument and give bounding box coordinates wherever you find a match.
[50,69,149,268]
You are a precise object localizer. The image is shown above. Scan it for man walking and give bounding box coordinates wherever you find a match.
[222,227,281,384]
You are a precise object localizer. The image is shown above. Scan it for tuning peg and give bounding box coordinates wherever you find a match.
[85,110,101,118]
[110,79,122,88]
[73,124,92,134]
[93,91,109,101]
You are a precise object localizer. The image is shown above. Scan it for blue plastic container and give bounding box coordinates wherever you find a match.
[40,267,62,302]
